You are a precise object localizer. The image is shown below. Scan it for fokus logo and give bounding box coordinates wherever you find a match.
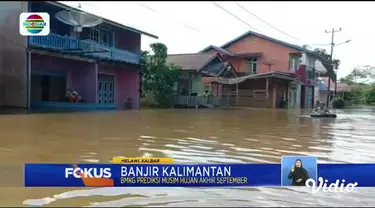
[65,167,112,179]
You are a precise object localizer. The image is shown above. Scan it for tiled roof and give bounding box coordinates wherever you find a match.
[337,83,352,92]
[200,46,265,60]
[222,30,322,57]
[200,45,234,56]
[200,30,332,68]
[201,30,324,59]
[166,53,218,70]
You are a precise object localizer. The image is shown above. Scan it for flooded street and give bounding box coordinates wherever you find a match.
[1,107,375,206]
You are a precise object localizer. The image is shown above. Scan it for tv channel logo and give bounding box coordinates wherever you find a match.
[19,12,50,36]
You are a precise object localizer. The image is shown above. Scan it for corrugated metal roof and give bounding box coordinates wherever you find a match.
[315,60,327,74]
[319,77,352,92]
[211,71,295,85]
[48,1,158,39]
[166,53,218,71]
[210,45,234,56]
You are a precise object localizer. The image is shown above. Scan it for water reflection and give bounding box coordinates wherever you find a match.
[0,107,373,206]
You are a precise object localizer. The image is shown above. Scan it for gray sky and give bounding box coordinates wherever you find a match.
[61,1,375,78]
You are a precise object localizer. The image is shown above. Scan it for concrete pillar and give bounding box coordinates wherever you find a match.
[296,83,301,108]
[272,87,276,108]
[314,83,320,104]
[288,84,295,109]
[27,51,31,109]
[94,63,98,103]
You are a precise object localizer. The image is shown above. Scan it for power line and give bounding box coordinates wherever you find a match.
[85,1,317,50]
[311,43,331,46]
[234,1,299,41]
[233,2,341,50]
[211,1,262,33]
[137,3,201,33]
[213,1,321,49]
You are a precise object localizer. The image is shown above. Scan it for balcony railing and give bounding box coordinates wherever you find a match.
[174,95,225,107]
[29,33,140,64]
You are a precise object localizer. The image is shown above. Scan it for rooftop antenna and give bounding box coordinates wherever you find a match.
[55,2,103,32]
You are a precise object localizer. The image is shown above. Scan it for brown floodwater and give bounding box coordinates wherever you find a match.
[1,107,375,207]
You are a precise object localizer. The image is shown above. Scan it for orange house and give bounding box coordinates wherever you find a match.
[200,30,327,108]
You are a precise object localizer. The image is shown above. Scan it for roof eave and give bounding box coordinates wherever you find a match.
[197,53,221,72]
[200,45,214,53]
[46,1,158,39]
[219,30,326,60]
[180,69,198,72]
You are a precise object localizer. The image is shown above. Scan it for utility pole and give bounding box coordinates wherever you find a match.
[325,28,341,107]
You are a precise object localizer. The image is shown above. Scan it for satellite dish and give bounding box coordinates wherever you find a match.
[55,4,103,32]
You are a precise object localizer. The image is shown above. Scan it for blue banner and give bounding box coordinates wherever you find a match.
[24,164,375,187]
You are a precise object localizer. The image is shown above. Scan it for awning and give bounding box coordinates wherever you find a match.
[211,71,295,85]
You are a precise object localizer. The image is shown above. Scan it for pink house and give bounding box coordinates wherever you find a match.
[0,1,157,110]
[200,30,333,108]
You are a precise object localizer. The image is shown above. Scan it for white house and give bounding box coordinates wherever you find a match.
[314,60,328,105]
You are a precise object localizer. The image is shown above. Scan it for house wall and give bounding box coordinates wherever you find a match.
[30,54,97,103]
[177,72,206,95]
[301,53,317,108]
[29,2,71,36]
[302,53,316,71]
[320,91,328,105]
[191,74,205,95]
[223,35,300,73]
[113,27,141,54]
[98,63,140,108]
[69,63,97,103]
[224,79,289,108]
[0,1,28,108]
[205,49,244,72]
[288,82,301,108]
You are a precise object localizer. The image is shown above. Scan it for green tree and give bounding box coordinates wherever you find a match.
[140,43,181,108]
[332,59,341,71]
[339,67,375,104]
[364,84,375,104]
[341,66,375,85]
[313,48,341,71]
[313,48,341,83]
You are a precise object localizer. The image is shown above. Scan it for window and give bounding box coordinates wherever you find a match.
[89,28,99,42]
[247,58,257,74]
[289,56,300,71]
[289,58,295,71]
[89,28,112,46]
